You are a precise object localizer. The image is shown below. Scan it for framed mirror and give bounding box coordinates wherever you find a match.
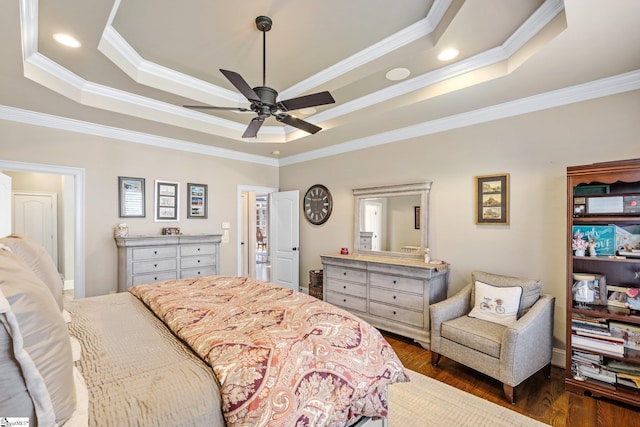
[353,182,432,259]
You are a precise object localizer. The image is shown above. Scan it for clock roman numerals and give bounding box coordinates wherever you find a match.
[303,185,333,225]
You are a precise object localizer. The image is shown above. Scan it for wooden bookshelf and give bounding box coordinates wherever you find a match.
[566,159,640,407]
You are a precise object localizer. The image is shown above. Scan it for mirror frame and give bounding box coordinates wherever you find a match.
[353,181,432,259]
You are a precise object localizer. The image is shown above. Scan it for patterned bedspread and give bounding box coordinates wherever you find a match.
[129,276,409,427]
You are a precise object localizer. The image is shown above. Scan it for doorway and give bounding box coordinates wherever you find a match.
[0,160,85,298]
[237,185,277,281]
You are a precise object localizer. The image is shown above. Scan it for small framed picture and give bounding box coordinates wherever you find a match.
[475,173,509,225]
[118,177,145,218]
[414,206,420,230]
[155,180,179,222]
[187,183,208,218]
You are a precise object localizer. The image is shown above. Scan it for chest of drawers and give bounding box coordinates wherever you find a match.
[321,253,448,349]
[115,234,221,292]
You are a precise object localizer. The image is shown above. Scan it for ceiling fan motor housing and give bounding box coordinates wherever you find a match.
[252,86,279,117]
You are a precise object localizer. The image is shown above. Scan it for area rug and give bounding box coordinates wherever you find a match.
[387,370,549,426]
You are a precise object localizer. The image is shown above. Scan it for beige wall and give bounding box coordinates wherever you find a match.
[0,120,279,296]
[1,90,639,346]
[280,90,640,349]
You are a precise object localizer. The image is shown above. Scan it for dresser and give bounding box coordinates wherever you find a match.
[321,253,448,349]
[115,234,222,292]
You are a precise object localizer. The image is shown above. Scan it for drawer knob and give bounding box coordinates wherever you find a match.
[393,280,397,284]
[154,264,158,267]
[393,311,397,315]
[154,250,157,254]
[198,260,201,263]
[343,299,347,303]
[393,295,396,299]
[154,277,158,280]
[343,272,347,276]
[343,285,346,289]
[197,248,201,251]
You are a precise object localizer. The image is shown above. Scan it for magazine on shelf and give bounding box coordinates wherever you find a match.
[609,322,640,350]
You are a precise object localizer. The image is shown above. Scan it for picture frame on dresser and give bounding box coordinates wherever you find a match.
[187,183,207,218]
[118,176,145,218]
[155,180,179,222]
[475,173,509,225]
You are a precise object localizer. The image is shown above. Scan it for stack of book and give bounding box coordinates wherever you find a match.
[572,315,625,356]
[606,360,640,389]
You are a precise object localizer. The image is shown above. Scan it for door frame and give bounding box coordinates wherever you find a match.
[0,160,85,298]
[236,184,278,276]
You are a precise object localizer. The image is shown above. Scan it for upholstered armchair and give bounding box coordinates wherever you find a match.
[430,271,555,404]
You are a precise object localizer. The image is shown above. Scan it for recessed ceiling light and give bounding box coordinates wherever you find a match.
[53,33,81,48]
[438,48,459,61]
[385,68,410,81]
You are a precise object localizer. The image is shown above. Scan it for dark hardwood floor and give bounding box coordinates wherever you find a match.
[383,332,640,427]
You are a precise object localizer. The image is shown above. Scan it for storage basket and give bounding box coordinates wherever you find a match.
[309,269,323,300]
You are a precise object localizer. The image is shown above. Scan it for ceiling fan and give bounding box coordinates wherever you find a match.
[184,16,336,138]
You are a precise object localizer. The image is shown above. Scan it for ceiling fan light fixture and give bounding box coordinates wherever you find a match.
[386,68,410,81]
[53,33,81,48]
[438,48,459,61]
[299,108,317,116]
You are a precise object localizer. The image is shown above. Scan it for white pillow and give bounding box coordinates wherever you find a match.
[468,281,523,326]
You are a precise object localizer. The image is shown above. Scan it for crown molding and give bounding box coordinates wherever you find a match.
[280,70,640,166]
[18,0,566,143]
[0,105,279,166]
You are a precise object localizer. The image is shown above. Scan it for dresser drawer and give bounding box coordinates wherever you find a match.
[326,291,367,313]
[325,265,367,284]
[180,266,216,279]
[132,259,177,274]
[180,256,215,269]
[326,280,367,298]
[369,301,423,327]
[369,273,423,294]
[132,271,177,285]
[369,287,423,311]
[133,246,176,260]
[181,244,216,257]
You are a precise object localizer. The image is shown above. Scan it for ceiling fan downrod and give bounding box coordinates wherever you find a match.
[255,16,272,87]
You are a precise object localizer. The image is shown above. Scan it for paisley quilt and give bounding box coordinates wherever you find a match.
[129,276,409,427]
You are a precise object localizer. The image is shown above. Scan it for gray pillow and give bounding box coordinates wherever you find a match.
[0,234,64,311]
[0,248,76,425]
[471,271,542,318]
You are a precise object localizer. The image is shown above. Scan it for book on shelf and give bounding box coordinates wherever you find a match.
[617,373,640,389]
[617,250,640,259]
[605,360,640,375]
[577,365,617,384]
[574,330,624,343]
[573,351,603,364]
[572,334,625,355]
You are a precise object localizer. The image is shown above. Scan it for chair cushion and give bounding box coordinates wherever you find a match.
[468,281,522,326]
[471,271,542,317]
[441,315,507,358]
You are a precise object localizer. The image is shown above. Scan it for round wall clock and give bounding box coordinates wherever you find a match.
[303,184,333,225]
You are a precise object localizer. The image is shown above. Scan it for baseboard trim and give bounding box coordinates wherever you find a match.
[552,346,566,369]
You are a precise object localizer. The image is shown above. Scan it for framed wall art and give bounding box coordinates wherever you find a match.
[475,173,509,225]
[187,183,207,218]
[155,180,179,222]
[414,206,420,229]
[118,176,145,218]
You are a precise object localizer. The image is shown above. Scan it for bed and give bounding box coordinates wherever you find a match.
[0,235,409,426]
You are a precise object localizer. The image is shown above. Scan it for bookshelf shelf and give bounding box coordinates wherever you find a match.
[566,159,640,407]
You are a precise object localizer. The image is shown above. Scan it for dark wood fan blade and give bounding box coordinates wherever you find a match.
[242,117,265,138]
[276,114,322,134]
[183,105,251,112]
[220,69,261,103]
[278,91,335,112]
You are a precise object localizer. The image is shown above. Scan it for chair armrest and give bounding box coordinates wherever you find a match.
[430,284,472,352]
[500,294,555,386]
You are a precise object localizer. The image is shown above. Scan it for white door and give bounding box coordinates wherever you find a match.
[0,173,11,237]
[364,200,384,251]
[270,190,299,291]
[13,192,58,267]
